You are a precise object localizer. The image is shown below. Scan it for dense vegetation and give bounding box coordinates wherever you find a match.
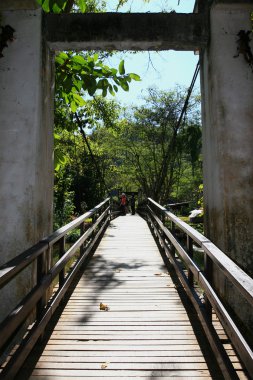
[54,87,202,228]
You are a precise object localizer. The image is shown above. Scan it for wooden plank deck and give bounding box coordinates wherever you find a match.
[19,214,230,379]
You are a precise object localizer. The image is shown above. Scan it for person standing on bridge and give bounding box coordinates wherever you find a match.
[120,193,127,215]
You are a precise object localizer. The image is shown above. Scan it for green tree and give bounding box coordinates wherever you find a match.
[37,0,105,13]
[86,88,202,204]
[112,87,202,203]
[55,52,140,113]
[53,95,123,223]
[54,125,104,227]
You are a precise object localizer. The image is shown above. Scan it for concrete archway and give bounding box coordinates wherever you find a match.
[0,0,252,333]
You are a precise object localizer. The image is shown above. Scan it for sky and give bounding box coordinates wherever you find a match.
[104,0,200,106]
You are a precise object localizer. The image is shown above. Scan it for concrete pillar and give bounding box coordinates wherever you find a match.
[201,0,253,340]
[0,1,54,321]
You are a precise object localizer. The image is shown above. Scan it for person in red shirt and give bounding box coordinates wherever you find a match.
[120,193,127,215]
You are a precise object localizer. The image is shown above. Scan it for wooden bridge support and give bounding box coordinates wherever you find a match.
[0,1,54,321]
[200,0,253,340]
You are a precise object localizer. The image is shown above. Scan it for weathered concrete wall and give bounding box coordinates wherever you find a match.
[201,1,253,341]
[0,1,54,321]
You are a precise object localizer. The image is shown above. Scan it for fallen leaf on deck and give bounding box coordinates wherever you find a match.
[100,302,110,311]
[101,361,110,369]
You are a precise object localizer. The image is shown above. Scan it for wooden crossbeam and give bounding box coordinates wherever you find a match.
[45,13,209,51]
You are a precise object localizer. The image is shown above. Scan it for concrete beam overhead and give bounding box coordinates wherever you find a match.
[212,0,253,3]
[45,12,209,51]
[0,0,39,10]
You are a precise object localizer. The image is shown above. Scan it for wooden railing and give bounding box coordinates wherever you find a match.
[0,198,111,379]
[146,198,253,380]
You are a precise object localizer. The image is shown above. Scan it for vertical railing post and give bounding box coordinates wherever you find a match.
[149,200,152,226]
[204,252,213,322]
[107,199,111,224]
[171,221,176,257]
[46,245,53,300]
[161,210,165,225]
[36,248,48,321]
[155,205,159,235]
[153,205,156,233]
[109,198,112,220]
[80,221,85,258]
[160,210,166,248]
[92,213,96,235]
[187,236,194,288]
[59,236,65,288]
[90,213,96,249]
[147,199,151,226]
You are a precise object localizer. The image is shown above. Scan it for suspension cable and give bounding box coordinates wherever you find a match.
[175,60,200,130]
[155,60,200,197]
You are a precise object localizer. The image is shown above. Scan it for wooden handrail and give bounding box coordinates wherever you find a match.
[147,197,253,378]
[44,198,110,247]
[148,198,209,244]
[0,198,110,289]
[0,198,111,379]
[148,198,253,301]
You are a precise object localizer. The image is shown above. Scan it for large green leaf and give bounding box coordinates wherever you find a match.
[118,60,125,75]
[78,0,86,13]
[108,84,115,96]
[54,144,67,171]
[56,52,69,62]
[63,77,73,94]
[72,55,87,65]
[110,68,118,76]
[129,73,141,81]
[87,77,97,96]
[38,0,50,12]
[73,93,86,106]
[121,81,129,91]
[70,100,78,113]
[37,0,67,12]
[73,79,83,92]
[55,0,66,8]
[93,53,99,62]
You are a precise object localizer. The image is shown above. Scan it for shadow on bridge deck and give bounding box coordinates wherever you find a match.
[16,214,242,380]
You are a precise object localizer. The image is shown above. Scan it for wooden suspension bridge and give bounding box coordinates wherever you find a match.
[0,198,252,379]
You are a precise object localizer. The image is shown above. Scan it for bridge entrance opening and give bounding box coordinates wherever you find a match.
[53,48,202,223]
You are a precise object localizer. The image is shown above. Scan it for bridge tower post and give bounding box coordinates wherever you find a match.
[200,0,253,336]
[0,0,54,321]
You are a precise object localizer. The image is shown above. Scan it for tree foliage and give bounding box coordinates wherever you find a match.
[37,0,151,13]
[37,0,141,112]
[36,0,104,13]
[53,96,120,227]
[56,52,140,112]
[54,86,202,228]
[105,87,202,204]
